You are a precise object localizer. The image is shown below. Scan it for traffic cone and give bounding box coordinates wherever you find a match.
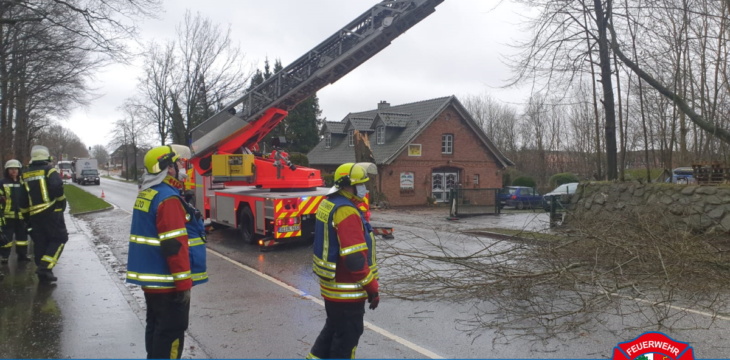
[101,189,105,198]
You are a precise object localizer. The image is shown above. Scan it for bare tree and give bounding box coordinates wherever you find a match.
[34,124,88,161]
[135,11,251,145]
[138,41,176,144]
[461,91,519,155]
[108,100,151,179]
[0,0,160,164]
[91,144,110,168]
[0,0,162,59]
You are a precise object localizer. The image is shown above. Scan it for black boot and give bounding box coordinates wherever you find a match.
[36,269,58,282]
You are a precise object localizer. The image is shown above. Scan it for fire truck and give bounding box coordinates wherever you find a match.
[189,0,442,247]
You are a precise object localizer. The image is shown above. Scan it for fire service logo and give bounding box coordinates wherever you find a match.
[612,332,695,360]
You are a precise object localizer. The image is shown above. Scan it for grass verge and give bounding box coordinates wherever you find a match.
[64,184,112,215]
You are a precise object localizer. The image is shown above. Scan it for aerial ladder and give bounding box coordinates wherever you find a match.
[189,0,443,247]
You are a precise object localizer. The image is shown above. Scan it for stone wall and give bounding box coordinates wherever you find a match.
[571,182,730,234]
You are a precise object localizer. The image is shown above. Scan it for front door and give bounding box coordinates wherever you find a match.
[431,171,458,203]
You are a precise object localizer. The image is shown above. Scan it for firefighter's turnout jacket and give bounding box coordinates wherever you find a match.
[1,176,25,221]
[313,192,378,302]
[22,164,66,216]
[0,175,27,250]
[127,176,207,291]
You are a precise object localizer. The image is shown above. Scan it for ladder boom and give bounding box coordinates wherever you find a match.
[190,0,444,160]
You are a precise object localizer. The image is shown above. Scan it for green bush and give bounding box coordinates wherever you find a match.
[549,172,579,187]
[289,152,309,166]
[502,172,512,187]
[322,173,334,187]
[512,176,536,188]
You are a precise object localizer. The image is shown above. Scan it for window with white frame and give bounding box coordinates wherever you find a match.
[325,132,331,149]
[348,130,354,147]
[376,126,385,145]
[441,134,453,154]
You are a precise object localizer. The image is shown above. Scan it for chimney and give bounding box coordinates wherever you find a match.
[377,100,390,110]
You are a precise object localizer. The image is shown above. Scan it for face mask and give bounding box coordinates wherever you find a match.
[355,184,368,198]
[177,170,188,182]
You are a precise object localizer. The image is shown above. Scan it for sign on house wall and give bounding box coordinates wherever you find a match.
[408,144,422,156]
[400,172,414,190]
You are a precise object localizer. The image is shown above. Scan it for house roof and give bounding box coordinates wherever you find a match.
[346,117,375,132]
[308,95,513,168]
[322,121,346,134]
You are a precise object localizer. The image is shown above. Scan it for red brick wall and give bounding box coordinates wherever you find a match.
[376,106,503,206]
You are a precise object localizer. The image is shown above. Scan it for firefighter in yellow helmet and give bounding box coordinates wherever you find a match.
[127,144,208,359]
[307,162,379,359]
[20,145,67,282]
[0,159,31,263]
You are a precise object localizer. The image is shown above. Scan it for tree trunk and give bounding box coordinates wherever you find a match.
[594,0,618,180]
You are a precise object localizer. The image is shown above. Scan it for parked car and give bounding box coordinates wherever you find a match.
[542,182,579,211]
[499,186,542,209]
[667,167,696,184]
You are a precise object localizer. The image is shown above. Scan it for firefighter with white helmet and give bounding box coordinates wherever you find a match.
[20,145,67,282]
[307,162,380,359]
[126,144,208,359]
[0,159,30,263]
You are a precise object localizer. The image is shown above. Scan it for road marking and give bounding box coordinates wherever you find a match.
[613,293,730,321]
[208,248,444,359]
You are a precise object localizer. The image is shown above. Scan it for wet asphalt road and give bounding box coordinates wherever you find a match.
[2,177,730,358]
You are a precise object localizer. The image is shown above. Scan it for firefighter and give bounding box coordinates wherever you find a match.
[126,144,208,359]
[21,145,68,282]
[307,162,380,359]
[0,159,31,263]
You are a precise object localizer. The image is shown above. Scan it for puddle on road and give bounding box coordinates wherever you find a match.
[0,256,62,359]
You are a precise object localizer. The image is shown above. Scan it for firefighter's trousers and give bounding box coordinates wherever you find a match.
[0,218,30,259]
[308,300,366,359]
[144,292,190,359]
[30,211,68,270]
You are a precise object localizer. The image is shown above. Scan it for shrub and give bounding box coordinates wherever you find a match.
[322,173,334,187]
[288,152,309,166]
[512,176,536,188]
[502,172,512,187]
[549,172,579,187]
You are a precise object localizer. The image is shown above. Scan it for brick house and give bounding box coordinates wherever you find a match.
[306,96,513,206]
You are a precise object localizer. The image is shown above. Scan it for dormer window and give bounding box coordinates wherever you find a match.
[348,129,354,147]
[376,126,385,145]
[325,132,332,149]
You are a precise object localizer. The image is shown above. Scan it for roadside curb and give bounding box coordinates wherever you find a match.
[71,205,115,216]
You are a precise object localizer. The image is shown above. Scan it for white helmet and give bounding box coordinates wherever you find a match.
[30,145,51,162]
[4,159,21,169]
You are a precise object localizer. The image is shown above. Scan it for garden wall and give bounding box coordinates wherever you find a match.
[570,182,730,234]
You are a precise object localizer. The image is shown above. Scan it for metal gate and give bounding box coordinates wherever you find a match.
[448,186,500,217]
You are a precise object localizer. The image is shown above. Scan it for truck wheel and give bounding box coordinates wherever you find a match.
[516,201,524,210]
[238,207,255,244]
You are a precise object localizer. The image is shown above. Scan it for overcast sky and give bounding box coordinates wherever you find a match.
[67,0,532,150]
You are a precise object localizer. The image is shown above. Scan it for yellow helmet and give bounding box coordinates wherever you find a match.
[143,144,192,174]
[4,159,21,169]
[30,145,51,162]
[333,162,376,188]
